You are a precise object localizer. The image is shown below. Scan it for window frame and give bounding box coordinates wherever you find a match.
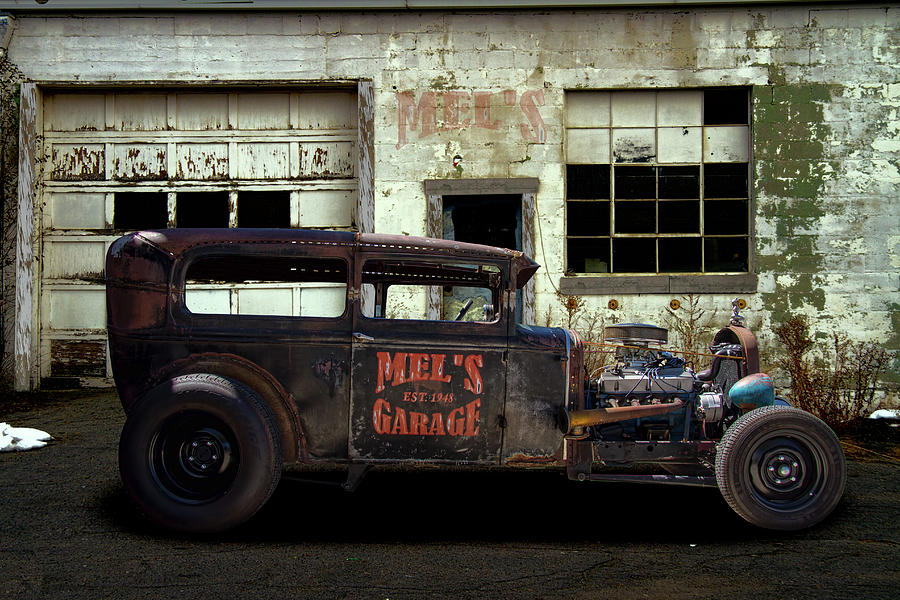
[356,255,510,335]
[562,87,757,295]
[174,244,353,328]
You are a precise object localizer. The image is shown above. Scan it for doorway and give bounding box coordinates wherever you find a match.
[442,194,522,322]
[424,178,539,324]
[442,194,522,252]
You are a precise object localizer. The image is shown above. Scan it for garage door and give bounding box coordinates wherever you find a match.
[39,88,359,384]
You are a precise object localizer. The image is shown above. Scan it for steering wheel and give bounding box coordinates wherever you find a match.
[454,299,474,321]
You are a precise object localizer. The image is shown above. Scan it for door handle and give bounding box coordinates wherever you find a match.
[353,332,375,342]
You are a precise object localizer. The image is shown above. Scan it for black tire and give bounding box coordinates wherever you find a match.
[715,406,845,531]
[119,374,282,533]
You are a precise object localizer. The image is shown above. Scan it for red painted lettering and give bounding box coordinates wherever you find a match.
[473,91,500,130]
[442,91,471,130]
[409,411,430,435]
[519,89,546,143]
[376,351,408,393]
[465,399,481,436]
[463,354,484,394]
[409,353,431,382]
[446,406,465,436]
[429,354,452,384]
[391,406,409,435]
[429,413,445,436]
[396,91,437,149]
[373,398,392,435]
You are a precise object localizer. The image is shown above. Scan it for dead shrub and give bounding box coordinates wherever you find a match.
[774,315,890,429]
[547,292,611,377]
[664,294,718,371]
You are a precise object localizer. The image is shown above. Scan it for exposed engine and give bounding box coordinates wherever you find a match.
[583,321,762,443]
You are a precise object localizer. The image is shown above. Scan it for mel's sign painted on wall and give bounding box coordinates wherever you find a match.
[396,89,547,149]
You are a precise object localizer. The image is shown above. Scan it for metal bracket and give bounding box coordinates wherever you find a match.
[341,463,371,492]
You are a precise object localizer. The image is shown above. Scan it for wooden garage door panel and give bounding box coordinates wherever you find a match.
[176,93,229,130]
[44,94,106,132]
[298,92,356,129]
[237,93,291,130]
[112,144,168,180]
[51,144,105,181]
[50,340,106,377]
[44,241,106,280]
[48,289,106,330]
[235,143,290,179]
[299,141,354,178]
[176,143,229,180]
[115,94,168,131]
[299,189,355,228]
[50,192,107,229]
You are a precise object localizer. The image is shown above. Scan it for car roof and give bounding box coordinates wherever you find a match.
[120,229,540,287]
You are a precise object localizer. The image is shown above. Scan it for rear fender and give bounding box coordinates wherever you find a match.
[148,353,305,463]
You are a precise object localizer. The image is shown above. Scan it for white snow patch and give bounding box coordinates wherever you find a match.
[0,422,53,452]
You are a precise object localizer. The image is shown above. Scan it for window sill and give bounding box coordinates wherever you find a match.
[559,273,757,295]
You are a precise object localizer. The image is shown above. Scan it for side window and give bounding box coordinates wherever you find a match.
[361,260,501,323]
[184,255,347,318]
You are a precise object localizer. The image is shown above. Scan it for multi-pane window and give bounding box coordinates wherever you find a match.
[565,89,750,274]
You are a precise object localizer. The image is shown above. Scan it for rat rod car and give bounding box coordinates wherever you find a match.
[107,229,845,533]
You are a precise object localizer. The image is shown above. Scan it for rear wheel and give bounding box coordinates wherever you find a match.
[119,374,282,533]
[716,406,845,530]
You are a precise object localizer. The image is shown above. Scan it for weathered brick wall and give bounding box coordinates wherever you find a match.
[6,5,899,387]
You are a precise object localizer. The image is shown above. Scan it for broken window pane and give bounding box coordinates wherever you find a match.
[612,238,655,272]
[567,201,610,236]
[568,238,611,273]
[615,201,655,234]
[704,237,749,272]
[659,238,702,272]
[659,166,700,199]
[176,191,229,228]
[704,163,748,198]
[614,166,656,199]
[237,190,291,228]
[705,200,748,235]
[113,192,168,231]
[567,164,610,199]
[659,200,700,233]
[704,88,749,125]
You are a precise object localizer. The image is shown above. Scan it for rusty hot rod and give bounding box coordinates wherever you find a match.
[107,229,845,533]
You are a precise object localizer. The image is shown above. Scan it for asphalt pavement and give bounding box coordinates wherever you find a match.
[1,390,898,599]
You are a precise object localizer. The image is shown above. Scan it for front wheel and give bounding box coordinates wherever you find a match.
[119,374,282,533]
[715,406,845,530]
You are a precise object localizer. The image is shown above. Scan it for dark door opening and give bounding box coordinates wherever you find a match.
[442,194,523,321]
[442,194,521,251]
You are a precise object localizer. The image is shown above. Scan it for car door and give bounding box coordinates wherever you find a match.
[348,254,509,463]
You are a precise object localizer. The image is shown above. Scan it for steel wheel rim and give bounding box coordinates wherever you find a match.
[746,432,826,512]
[149,411,240,505]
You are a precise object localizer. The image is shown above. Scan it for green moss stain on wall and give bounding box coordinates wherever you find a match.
[753,82,842,325]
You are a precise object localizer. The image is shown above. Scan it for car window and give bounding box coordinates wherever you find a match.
[184,255,347,318]
[361,259,501,323]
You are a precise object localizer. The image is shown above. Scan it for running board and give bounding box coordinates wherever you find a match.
[576,473,718,488]
[280,463,372,492]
